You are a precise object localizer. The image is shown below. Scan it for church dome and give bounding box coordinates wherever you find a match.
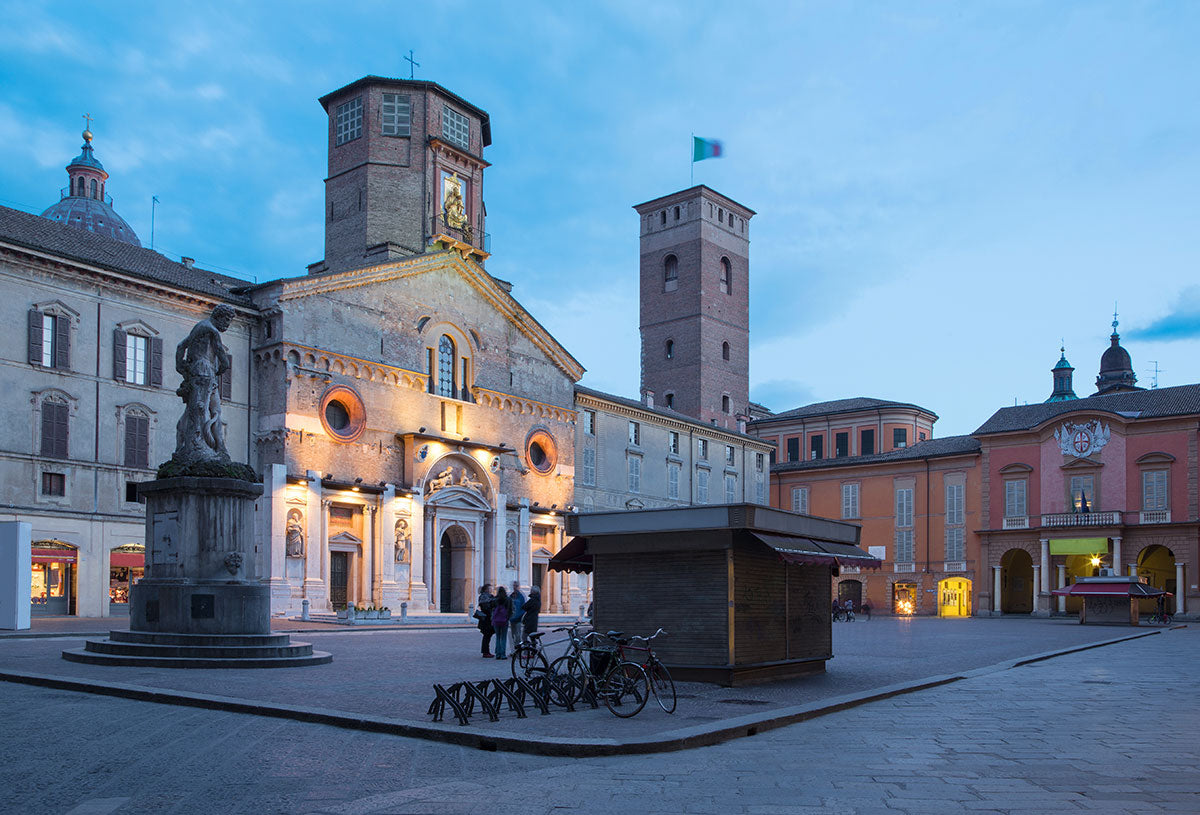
[39,127,141,247]
[1094,315,1140,395]
[1099,340,1132,375]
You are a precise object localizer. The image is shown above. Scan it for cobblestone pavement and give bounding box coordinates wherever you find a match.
[1,625,1194,814]
[0,617,1159,740]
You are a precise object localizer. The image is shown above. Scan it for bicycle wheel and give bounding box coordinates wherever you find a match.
[548,655,584,706]
[601,661,649,718]
[648,660,676,714]
[511,643,548,680]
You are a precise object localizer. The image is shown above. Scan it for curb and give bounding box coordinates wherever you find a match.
[0,628,1165,757]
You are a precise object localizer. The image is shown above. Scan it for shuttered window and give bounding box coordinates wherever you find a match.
[582,448,595,486]
[1004,479,1027,518]
[895,487,914,528]
[40,400,69,459]
[791,487,809,514]
[668,463,680,499]
[28,309,69,369]
[1142,470,1167,511]
[944,527,965,562]
[697,469,709,503]
[945,483,964,525]
[125,415,150,468]
[219,367,232,400]
[841,483,859,519]
[895,529,915,563]
[724,474,737,503]
[628,455,641,493]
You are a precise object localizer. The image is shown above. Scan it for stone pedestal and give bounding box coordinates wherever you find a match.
[130,477,269,635]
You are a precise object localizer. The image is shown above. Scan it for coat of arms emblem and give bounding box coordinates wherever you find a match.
[1054,420,1111,458]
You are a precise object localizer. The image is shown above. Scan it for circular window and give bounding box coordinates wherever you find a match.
[318,385,366,443]
[525,430,557,475]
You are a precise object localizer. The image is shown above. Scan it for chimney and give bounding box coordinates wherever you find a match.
[181,256,195,268]
[641,389,654,408]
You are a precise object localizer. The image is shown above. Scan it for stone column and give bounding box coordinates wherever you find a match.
[1176,562,1185,616]
[379,485,402,610]
[1032,563,1043,616]
[1129,564,1138,577]
[547,565,560,614]
[366,505,380,607]
[1111,536,1122,575]
[992,565,1002,614]
[557,525,570,611]
[518,499,531,588]
[302,470,327,608]
[409,493,428,609]
[265,463,290,610]
[1057,564,1066,613]
[1039,539,1050,594]
[423,505,436,610]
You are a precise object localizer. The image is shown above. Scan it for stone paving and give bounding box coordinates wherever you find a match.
[0,617,1159,741]
[0,624,1194,814]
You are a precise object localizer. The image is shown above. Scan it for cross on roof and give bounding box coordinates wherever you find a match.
[405,49,420,79]
[83,112,93,130]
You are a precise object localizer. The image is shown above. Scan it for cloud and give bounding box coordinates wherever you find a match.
[1129,287,1200,341]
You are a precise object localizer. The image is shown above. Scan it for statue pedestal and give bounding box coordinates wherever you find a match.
[131,477,269,635]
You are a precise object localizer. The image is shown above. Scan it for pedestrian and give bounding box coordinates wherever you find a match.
[831,598,840,619]
[509,581,526,645]
[475,584,495,658]
[523,585,541,638]
[492,585,512,660]
[860,600,872,620]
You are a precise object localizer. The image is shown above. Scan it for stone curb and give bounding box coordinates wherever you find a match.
[0,628,1164,757]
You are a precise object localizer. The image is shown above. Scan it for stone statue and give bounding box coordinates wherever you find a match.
[443,173,467,229]
[174,304,234,465]
[427,466,456,493]
[458,468,485,494]
[285,509,305,558]
[394,517,411,564]
[505,529,517,570]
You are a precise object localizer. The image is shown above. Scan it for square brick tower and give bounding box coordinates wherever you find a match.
[635,186,754,430]
[312,76,492,275]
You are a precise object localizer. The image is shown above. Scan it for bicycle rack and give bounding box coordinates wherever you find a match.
[428,670,604,724]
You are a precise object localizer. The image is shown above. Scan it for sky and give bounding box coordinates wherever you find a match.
[2,1,1198,436]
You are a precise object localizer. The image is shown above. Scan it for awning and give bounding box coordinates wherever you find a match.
[32,547,76,564]
[1051,582,1170,598]
[1049,538,1108,555]
[751,532,883,570]
[548,536,592,574]
[110,552,145,568]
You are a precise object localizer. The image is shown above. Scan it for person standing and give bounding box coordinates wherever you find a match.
[509,582,526,645]
[523,585,541,638]
[492,585,512,660]
[476,584,495,658]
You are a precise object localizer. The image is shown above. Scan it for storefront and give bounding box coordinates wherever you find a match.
[108,543,145,615]
[892,581,919,615]
[31,540,77,616]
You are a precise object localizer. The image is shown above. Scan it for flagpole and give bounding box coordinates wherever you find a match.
[690,132,694,186]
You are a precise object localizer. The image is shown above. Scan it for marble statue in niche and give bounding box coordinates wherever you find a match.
[394,517,411,564]
[505,529,517,570]
[285,509,305,558]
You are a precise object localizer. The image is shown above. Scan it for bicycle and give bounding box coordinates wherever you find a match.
[833,607,854,622]
[550,630,650,718]
[1147,610,1173,625]
[615,628,676,714]
[510,623,587,681]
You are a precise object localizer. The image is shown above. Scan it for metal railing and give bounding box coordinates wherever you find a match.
[60,186,114,206]
[430,213,491,253]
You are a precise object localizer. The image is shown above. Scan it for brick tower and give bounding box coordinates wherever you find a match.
[634,186,754,430]
[312,76,492,275]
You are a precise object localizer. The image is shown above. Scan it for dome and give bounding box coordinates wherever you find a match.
[1095,321,1140,395]
[68,141,106,172]
[40,195,141,246]
[1099,339,1132,375]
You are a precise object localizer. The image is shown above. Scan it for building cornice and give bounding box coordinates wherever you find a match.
[575,391,772,449]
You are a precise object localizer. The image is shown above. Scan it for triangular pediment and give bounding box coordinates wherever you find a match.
[427,490,491,511]
[532,546,554,560]
[329,531,362,545]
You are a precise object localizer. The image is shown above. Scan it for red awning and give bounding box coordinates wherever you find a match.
[548,536,592,574]
[32,547,76,564]
[1052,582,1171,598]
[110,552,145,568]
[751,533,883,571]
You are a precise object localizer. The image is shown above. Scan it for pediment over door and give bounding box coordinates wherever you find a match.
[329,531,362,551]
[427,487,491,511]
[531,546,554,560]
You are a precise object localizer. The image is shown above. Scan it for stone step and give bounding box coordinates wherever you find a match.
[83,639,318,659]
[109,630,291,648]
[61,647,333,669]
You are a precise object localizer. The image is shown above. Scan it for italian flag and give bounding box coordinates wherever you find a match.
[693,136,723,162]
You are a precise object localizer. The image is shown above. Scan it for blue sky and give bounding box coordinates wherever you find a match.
[2,1,1198,435]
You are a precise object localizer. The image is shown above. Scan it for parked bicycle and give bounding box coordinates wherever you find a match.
[614,628,675,713]
[550,630,650,718]
[1147,610,1173,625]
[510,623,587,681]
[833,607,855,622]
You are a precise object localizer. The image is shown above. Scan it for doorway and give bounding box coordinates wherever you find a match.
[1000,549,1034,613]
[938,577,972,617]
[330,551,349,609]
[532,563,546,598]
[439,525,473,613]
[837,579,863,610]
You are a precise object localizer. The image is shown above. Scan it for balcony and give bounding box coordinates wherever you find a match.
[943,561,967,573]
[60,186,114,206]
[1002,516,1029,530]
[1041,511,1121,528]
[894,562,915,573]
[430,213,491,256]
[1140,509,1171,524]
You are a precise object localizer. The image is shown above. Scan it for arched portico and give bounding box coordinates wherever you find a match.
[422,453,495,612]
[1000,548,1034,614]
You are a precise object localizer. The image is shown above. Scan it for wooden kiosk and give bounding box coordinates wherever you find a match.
[553,504,879,686]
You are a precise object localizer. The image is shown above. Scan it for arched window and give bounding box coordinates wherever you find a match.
[660,210,666,225]
[437,335,456,397]
[673,206,680,220]
[90,179,98,199]
[720,257,732,295]
[665,339,674,359]
[665,393,674,409]
[76,177,85,196]
[663,254,678,292]
[722,341,731,361]
[722,395,731,414]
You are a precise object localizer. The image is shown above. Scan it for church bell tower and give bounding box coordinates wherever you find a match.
[312,76,492,275]
[635,186,754,429]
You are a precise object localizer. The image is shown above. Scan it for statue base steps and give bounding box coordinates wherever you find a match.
[62,630,331,668]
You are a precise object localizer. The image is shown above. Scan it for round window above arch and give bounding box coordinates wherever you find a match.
[318,385,367,443]
[525,429,558,475]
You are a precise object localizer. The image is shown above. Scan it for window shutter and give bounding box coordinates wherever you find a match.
[125,415,149,468]
[55,314,69,369]
[150,337,163,387]
[124,417,136,466]
[42,401,68,459]
[219,367,232,400]
[113,329,127,380]
[28,309,43,365]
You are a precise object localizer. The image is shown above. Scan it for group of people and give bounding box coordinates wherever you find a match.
[475,581,541,659]
[831,597,872,620]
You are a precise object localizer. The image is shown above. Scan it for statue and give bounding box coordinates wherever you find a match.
[442,173,467,229]
[173,304,234,465]
[394,517,411,564]
[505,529,516,570]
[427,466,456,493]
[285,509,305,558]
[458,468,485,494]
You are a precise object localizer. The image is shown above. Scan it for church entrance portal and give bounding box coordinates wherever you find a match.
[1000,549,1034,614]
[439,525,473,613]
[938,577,972,617]
[330,551,349,610]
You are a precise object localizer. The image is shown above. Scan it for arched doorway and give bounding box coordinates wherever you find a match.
[837,579,863,610]
[1137,544,1175,615]
[108,543,145,615]
[439,525,473,613]
[938,577,972,617]
[1000,549,1034,613]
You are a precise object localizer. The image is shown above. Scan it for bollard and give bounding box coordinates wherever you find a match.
[400,601,408,621]
[301,598,310,621]
[579,603,586,621]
